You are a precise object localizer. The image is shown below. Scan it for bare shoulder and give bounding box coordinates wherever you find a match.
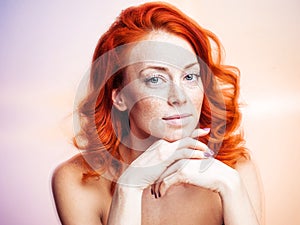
[235,157,265,224]
[52,154,111,225]
[235,157,263,197]
[235,157,259,173]
[52,154,88,185]
[235,157,263,189]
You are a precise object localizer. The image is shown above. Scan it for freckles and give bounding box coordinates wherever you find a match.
[141,99,155,111]
[138,98,163,115]
[131,97,161,117]
[188,94,203,109]
[130,98,167,136]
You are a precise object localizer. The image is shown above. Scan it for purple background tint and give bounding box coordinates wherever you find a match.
[0,0,299,224]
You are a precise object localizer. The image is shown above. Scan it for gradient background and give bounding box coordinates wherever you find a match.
[1,0,299,224]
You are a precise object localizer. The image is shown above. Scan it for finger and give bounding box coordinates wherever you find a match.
[172,148,208,160]
[172,137,208,151]
[152,182,161,198]
[164,149,208,166]
[190,128,210,139]
[153,150,206,198]
[150,184,157,198]
[154,159,188,197]
[159,159,188,183]
[159,172,183,197]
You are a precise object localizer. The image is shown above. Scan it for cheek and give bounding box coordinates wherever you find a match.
[129,98,168,136]
[188,92,204,112]
[195,96,204,111]
[131,98,163,119]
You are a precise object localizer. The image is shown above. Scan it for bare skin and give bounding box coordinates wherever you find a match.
[52,154,224,225]
[52,134,264,225]
[52,32,264,225]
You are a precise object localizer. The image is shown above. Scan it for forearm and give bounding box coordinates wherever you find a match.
[107,185,143,225]
[221,176,260,225]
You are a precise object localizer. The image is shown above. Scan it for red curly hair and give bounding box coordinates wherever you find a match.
[73,2,249,188]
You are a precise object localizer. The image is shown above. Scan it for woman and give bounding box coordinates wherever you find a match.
[52,2,264,225]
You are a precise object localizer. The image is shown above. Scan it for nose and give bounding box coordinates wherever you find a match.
[167,82,187,106]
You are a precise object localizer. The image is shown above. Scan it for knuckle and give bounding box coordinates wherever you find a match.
[184,137,194,143]
[158,139,167,145]
[157,146,174,162]
[183,149,194,158]
[149,139,165,151]
[178,159,189,173]
[157,149,165,161]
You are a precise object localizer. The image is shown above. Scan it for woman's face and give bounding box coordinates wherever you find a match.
[115,32,204,142]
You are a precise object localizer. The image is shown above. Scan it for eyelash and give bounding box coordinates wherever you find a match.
[144,73,201,86]
[144,74,165,84]
[184,73,201,81]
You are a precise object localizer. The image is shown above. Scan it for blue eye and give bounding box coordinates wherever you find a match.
[184,73,200,81]
[144,74,166,87]
[147,76,159,83]
[185,74,194,80]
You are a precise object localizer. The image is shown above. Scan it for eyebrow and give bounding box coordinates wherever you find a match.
[139,62,199,74]
[184,62,200,69]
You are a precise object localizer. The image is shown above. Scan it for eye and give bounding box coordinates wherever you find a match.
[144,73,166,87]
[184,73,200,81]
[146,76,160,84]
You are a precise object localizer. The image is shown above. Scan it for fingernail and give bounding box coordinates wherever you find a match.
[204,148,215,157]
[203,128,210,132]
[204,152,211,157]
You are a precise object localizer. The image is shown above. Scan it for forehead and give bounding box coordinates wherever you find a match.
[123,33,199,70]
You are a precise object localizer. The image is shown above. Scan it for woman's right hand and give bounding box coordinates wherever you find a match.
[117,128,212,190]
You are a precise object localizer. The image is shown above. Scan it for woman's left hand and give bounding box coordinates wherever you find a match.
[153,157,242,197]
[152,154,262,225]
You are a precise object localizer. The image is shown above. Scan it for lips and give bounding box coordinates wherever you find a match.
[162,113,192,120]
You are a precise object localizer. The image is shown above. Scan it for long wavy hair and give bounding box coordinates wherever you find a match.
[73,2,249,188]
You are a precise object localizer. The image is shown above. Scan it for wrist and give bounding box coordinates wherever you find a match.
[115,184,144,197]
[219,169,243,196]
[108,184,143,225]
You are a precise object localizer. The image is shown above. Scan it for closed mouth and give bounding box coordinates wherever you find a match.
[162,113,192,120]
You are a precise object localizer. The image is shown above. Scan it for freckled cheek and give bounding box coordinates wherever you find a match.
[125,84,164,110]
[187,93,203,112]
[131,98,163,117]
[129,98,166,135]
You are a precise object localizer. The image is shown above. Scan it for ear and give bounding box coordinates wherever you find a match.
[112,89,127,111]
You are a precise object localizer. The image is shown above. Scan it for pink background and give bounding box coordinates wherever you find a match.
[1,0,299,224]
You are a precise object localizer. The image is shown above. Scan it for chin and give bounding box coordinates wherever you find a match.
[160,128,194,142]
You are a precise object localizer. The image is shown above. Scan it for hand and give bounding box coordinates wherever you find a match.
[153,157,241,197]
[117,128,212,190]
